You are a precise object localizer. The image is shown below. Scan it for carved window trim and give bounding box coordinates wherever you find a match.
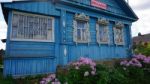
[114,22,124,45]
[96,18,109,44]
[73,13,90,44]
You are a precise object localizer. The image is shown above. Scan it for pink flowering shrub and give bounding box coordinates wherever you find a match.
[118,54,150,84]
[134,54,150,64]
[120,54,150,68]
[39,56,150,84]
[70,57,96,76]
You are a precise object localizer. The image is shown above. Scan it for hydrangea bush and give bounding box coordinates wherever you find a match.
[65,57,98,84]
[120,54,150,68]
[71,57,96,76]
[119,54,150,84]
[40,56,150,84]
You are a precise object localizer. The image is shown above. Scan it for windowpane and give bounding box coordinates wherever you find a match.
[115,28,123,44]
[76,21,87,42]
[77,29,81,40]
[98,25,109,43]
[11,12,54,42]
[77,21,85,29]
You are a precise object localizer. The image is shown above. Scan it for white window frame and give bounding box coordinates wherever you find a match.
[113,22,124,45]
[74,20,90,43]
[96,23,109,44]
[10,11,55,42]
[73,13,90,44]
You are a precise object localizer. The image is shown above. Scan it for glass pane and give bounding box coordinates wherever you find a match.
[12,14,19,27]
[76,21,87,41]
[12,14,19,38]
[99,25,108,42]
[48,19,52,30]
[82,29,86,41]
[18,15,24,38]
[77,21,85,29]
[77,29,81,40]
[115,28,123,43]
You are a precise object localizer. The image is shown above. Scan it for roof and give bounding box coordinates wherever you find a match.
[133,33,150,43]
[1,0,138,23]
[116,0,138,21]
[1,39,6,43]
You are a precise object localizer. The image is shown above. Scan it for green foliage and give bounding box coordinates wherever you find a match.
[109,68,127,84]
[0,73,15,84]
[57,64,128,84]
[96,64,110,84]
[66,65,95,84]
[134,43,150,56]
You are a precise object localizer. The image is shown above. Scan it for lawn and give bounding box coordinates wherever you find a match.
[0,69,16,84]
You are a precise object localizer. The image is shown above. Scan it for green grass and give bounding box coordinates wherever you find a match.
[0,70,16,84]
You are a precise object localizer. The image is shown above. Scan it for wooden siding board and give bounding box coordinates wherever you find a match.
[61,0,128,17]
[4,1,60,16]
[4,58,55,76]
[56,3,132,24]
[68,45,128,62]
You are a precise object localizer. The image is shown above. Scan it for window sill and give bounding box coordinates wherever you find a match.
[115,43,124,46]
[97,42,109,44]
[75,41,89,43]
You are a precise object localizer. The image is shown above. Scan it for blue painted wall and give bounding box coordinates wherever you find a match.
[2,0,135,76]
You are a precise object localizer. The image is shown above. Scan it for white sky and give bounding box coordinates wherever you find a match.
[0,0,150,49]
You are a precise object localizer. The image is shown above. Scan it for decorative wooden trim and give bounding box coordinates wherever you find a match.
[97,18,109,25]
[74,13,89,22]
[115,21,124,28]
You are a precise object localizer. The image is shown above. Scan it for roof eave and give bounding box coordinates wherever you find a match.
[116,0,139,21]
[1,3,9,24]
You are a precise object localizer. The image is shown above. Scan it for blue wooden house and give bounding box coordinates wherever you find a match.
[1,0,138,76]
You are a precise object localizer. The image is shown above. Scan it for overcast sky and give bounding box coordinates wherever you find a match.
[0,0,150,49]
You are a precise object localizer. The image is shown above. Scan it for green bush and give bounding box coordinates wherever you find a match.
[134,43,150,56]
[109,68,127,84]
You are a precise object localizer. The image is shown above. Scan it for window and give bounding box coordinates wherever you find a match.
[11,12,54,42]
[114,22,124,45]
[96,18,109,44]
[73,13,90,43]
[77,21,87,41]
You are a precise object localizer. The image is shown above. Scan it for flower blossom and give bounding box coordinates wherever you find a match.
[91,71,96,75]
[71,57,97,71]
[84,71,89,77]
